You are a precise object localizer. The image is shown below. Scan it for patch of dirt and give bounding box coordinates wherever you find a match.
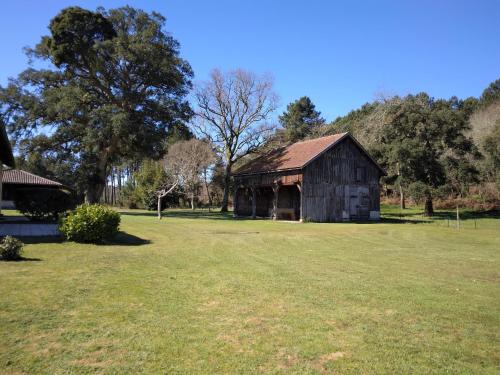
[243,316,265,326]
[198,300,219,312]
[71,349,114,368]
[275,348,300,370]
[320,352,345,361]
[312,351,347,373]
[203,300,219,307]
[277,353,299,369]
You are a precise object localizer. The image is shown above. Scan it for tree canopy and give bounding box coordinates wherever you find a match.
[0,6,193,202]
[329,93,481,214]
[279,96,325,142]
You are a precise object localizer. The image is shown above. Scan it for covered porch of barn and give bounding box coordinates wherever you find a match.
[233,172,303,221]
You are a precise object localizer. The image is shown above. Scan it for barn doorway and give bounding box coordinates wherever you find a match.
[276,185,301,221]
[234,185,302,221]
[255,187,274,217]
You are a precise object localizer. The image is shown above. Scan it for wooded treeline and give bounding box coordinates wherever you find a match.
[0,5,498,215]
[326,83,499,214]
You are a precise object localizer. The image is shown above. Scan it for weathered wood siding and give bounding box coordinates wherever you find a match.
[234,171,302,188]
[302,137,381,222]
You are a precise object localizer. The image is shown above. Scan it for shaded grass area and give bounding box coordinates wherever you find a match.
[381,204,499,229]
[0,206,499,374]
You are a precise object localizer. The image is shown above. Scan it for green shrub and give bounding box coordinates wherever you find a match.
[59,204,121,243]
[0,236,24,261]
[407,181,430,205]
[15,188,76,221]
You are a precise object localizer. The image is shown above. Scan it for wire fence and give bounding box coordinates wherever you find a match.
[382,208,499,230]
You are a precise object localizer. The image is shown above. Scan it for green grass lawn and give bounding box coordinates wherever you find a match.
[1,206,499,374]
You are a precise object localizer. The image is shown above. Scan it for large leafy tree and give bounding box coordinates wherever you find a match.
[373,93,479,215]
[279,96,325,142]
[478,79,500,108]
[468,79,500,184]
[482,120,500,186]
[0,6,193,202]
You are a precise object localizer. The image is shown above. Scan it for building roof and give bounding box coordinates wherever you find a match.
[0,122,15,168]
[1,169,63,187]
[234,132,384,176]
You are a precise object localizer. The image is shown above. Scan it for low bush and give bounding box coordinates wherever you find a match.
[15,188,76,221]
[59,204,121,243]
[0,236,24,260]
[407,181,429,206]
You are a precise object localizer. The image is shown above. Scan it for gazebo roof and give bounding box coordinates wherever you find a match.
[1,170,63,187]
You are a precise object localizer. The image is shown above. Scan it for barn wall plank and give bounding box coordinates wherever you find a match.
[303,137,381,222]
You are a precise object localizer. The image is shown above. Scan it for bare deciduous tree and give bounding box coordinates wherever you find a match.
[468,100,500,152]
[194,69,278,212]
[162,139,215,215]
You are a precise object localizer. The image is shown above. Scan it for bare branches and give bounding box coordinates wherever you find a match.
[157,180,179,199]
[192,69,278,211]
[158,139,216,213]
[193,69,278,163]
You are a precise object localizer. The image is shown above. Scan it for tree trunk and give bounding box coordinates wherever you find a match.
[103,175,108,204]
[397,162,405,210]
[157,195,162,220]
[0,167,3,216]
[85,152,110,204]
[207,189,212,213]
[191,193,195,210]
[424,195,434,216]
[399,184,406,210]
[111,168,115,206]
[85,174,106,204]
[220,161,233,212]
[203,170,212,213]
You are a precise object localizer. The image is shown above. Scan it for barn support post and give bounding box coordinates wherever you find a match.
[251,186,257,219]
[233,187,239,217]
[272,183,280,220]
[0,166,3,216]
[297,183,303,222]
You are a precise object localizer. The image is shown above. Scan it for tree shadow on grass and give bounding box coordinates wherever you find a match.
[379,217,429,224]
[18,232,150,246]
[19,236,64,244]
[380,209,499,225]
[1,256,42,262]
[120,209,235,221]
[106,231,151,246]
[431,209,499,220]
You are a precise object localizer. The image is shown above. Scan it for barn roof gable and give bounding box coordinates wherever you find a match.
[234,132,385,176]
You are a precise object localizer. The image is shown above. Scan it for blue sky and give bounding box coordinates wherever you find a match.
[1,0,499,121]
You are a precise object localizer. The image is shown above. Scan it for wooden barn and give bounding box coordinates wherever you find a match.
[233,132,385,222]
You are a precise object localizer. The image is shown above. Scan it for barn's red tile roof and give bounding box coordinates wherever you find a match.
[235,133,349,175]
[1,169,63,187]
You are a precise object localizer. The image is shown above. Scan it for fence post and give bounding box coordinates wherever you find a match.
[456,205,460,230]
